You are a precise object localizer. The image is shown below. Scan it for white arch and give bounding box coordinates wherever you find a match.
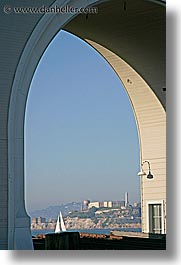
[8,0,112,250]
[8,0,166,249]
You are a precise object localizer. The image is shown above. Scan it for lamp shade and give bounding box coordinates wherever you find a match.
[147,171,154,179]
[137,169,146,176]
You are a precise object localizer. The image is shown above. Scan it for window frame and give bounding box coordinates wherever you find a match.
[146,200,165,234]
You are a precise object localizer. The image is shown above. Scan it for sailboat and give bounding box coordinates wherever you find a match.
[55,211,67,233]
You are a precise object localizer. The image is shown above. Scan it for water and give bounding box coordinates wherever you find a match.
[32,227,141,237]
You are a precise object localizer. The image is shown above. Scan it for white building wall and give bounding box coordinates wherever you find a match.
[86,41,166,233]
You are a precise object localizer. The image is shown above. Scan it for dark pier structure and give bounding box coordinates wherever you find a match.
[33,231,166,250]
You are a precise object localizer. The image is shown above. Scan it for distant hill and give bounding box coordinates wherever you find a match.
[29,202,82,219]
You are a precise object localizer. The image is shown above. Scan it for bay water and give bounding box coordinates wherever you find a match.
[32,227,141,237]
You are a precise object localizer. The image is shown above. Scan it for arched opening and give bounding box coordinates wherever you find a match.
[25,30,140,235]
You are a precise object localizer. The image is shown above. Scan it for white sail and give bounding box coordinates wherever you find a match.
[55,215,60,233]
[60,211,66,232]
[54,211,66,233]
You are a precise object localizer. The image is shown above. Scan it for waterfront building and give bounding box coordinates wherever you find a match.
[31,218,37,225]
[37,217,46,224]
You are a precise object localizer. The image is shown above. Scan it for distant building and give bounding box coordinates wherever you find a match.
[112,201,125,208]
[48,218,56,223]
[32,217,46,225]
[106,201,112,208]
[125,192,129,208]
[99,202,104,208]
[133,202,141,208]
[100,201,113,208]
[31,217,37,225]
[83,200,90,210]
[103,201,108,207]
[88,202,100,209]
[37,217,46,224]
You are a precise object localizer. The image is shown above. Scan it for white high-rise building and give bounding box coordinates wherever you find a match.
[125,192,129,207]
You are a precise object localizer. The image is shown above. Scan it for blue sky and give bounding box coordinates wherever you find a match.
[25,30,140,212]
